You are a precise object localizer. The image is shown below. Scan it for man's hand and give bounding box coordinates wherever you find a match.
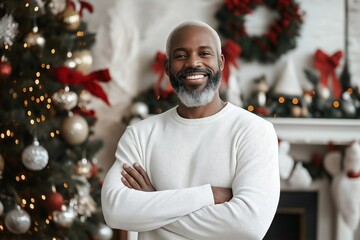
[211,187,233,204]
[121,163,156,191]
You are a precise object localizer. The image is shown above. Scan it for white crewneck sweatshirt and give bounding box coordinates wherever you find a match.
[101,103,280,240]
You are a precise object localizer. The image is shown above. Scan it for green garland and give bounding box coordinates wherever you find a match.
[216,0,304,63]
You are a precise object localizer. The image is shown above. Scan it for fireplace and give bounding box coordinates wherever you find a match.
[264,191,318,240]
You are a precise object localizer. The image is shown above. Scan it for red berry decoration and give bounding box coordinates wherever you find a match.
[0,61,12,80]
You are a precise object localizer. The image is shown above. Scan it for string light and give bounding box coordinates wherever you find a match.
[347,88,353,94]
[51,49,56,54]
[30,203,35,209]
[41,195,46,200]
[63,183,68,188]
[35,79,40,84]
[46,64,51,69]
[333,100,340,108]
[292,98,299,105]
[247,105,254,112]
[0,224,3,231]
[15,139,19,144]
[16,176,20,181]
[30,119,35,125]
[29,87,34,92]
[278,96,285,104]
[36,72,41,77]
[22,199,27,205]
[24,43,28,48]
[23,87,27,93]
[0,133,5,138]
[4,44,9,50]
[50,132,55,137]
[21,174,26,180]
[76,31,84,37]
[34,6,39,12]
[25,3,30,7]
[41,63,46,68]
[27,111,32,116]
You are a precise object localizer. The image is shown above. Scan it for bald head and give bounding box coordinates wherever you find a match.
[165,20,222,58]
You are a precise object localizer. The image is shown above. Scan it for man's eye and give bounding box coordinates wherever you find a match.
[174,54,186,59]
[200,52,211,56]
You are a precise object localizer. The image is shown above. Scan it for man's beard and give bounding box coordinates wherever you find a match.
[169,67,222,108]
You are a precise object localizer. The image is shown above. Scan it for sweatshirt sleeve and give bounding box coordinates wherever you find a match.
[163,121,280,240]
[101,128,215,232]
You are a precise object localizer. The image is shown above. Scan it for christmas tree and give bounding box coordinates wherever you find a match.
[0,0,113,239]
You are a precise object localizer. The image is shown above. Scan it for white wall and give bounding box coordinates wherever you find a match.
[83,1,360,239]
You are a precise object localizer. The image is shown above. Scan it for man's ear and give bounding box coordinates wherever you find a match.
[164,59,170,76]
[219,54,225,71]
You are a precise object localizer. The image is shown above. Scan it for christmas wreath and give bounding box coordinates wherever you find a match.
[216,0,304,63]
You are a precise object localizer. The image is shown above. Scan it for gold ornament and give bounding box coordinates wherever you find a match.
[24,31,45,48]
[61,8,81,31]
[73,49,93,74]
[61,114,89,145]
[75,158,92,178]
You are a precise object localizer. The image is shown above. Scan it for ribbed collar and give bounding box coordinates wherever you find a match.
[170,102,233,126]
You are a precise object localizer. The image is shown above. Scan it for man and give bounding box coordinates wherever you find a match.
[101,20,280,240]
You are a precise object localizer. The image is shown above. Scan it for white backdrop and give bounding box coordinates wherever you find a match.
[83,1,360,239]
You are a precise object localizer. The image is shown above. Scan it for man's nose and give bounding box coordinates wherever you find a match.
[185,54,202,68]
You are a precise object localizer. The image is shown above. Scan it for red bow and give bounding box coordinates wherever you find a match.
[313,49,343,99]
[221,40,241,86]
[347,171,360,178]
[151,51,174,98]
[68,0,94,16]
[54,67,111,105]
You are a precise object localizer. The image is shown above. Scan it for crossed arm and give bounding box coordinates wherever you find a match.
[121,162,233,204]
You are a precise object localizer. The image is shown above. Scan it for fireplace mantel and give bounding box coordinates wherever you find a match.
[267,118,360,240]
[267,118,360,145]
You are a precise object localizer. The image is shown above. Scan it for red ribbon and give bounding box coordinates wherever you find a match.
[221,40,241,86]
[68,0,94,16]
[313,49,343,99]
[151,51,174,98]
[54,67,111,105]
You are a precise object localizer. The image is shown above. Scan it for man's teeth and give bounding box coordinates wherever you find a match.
[185,75,204,80]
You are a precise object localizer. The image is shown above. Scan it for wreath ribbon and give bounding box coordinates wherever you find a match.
[221,40,241,86]
[151,51,173,98]
[313,49,343,99]
[54,66,111,105]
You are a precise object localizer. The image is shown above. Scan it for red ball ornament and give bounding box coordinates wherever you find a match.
[44,192,64,214]
[0,61,12,80]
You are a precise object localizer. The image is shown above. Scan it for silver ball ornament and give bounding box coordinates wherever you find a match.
[91,223,113,240]
[22,139,49,171]
[53,205,77,227]
[52,87,78,110]
[61,114,89,145]
[5,206,31,234]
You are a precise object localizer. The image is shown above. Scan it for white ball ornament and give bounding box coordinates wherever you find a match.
[318,86,330,100]
[91,223,113,240]
[131,102,149,118]
[61,114,89,145]
[73,49,93,74]
[22,139,49,171]
[5,206,31,234]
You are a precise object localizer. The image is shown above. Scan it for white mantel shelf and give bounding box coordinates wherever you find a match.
[266,118,360,145]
